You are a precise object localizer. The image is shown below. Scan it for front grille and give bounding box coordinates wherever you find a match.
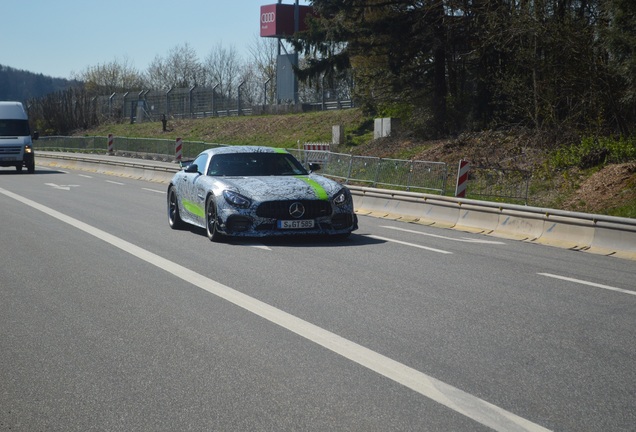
[0,146,21,155]
[256,200,332,219]
[331,214,355,229]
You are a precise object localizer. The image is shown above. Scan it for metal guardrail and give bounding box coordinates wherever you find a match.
[36,136,222,160]
[39,137,449,195]
[349,185,636,260]
[34,136,556,205]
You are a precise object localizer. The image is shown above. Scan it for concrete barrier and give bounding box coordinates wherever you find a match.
[352,188,461,228]
[37,153,178,184]
[418,202,460,228]
[588,221,636,259]
[391,199,435,224]
[534,216,596,251]
[492,212,545,241]
[354,193,402,219]
[454,205,501,233]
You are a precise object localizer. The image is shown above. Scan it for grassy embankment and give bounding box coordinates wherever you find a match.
[79,109,636,218]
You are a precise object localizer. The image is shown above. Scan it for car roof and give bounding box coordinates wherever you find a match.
[203,146,287,156]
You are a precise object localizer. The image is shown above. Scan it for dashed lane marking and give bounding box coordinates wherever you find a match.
[381,226,506,244]
[366,234,453,254]
[538,273,634,296]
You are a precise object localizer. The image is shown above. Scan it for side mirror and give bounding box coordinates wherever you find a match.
[308,162,321,172]
[185,163,199,173]
[32,131,39,140]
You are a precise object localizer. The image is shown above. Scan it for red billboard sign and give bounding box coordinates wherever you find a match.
[260,4,313,38]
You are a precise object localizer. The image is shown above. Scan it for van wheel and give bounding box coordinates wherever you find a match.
[15,164,22,172]
[27,160,35,174]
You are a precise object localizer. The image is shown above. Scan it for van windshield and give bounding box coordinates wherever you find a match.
[0,119,30,137]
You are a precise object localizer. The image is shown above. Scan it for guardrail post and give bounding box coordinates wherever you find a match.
[175,138,183,161]
[373,158,382,187]
[345,155,354,184]
[406,160,415,192]
[107,134,114,154]
[455,160,470,197]
[189,85,197,118]
[238,81,245,116]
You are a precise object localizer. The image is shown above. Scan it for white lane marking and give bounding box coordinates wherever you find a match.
[78,174,93,179]
[0,186,550,432]
[382,226,506,244]
[106,180,125,186]
[250,245,272,251]
[44,183,79,191]
[142,188,165,194]
[539,273,635,296]
[367,234,452,254]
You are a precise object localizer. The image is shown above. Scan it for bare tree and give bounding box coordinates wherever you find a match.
[145,55,170,90]
[71,56,145,95]
[203,42,244,102]
[247,36,279,104]
[145,43,204,90]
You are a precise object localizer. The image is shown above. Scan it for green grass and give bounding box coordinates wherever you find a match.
[71,110,636,217]
[86,110,370,149]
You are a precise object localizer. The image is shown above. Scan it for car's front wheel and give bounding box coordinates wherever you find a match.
[205,195,223,242]
[167,186,185,229]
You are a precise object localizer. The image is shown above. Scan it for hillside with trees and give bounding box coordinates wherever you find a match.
[23,0,636,141]
[0,65,79,102]
[292,0,636,139]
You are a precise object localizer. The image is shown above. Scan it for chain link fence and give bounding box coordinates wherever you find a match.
[93,85,354,124]
[37,136,530,202]
[289,150,448,194]
[466,166,530,204]
[38,137,449,194]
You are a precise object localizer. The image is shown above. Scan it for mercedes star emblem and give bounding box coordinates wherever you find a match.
[289,202,305,218]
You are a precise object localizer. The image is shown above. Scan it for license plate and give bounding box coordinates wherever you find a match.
[277,219,315,229]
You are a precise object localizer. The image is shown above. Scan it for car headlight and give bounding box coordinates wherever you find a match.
[333,188,351,206]
[223,190,251,208]
[25,145,33,153]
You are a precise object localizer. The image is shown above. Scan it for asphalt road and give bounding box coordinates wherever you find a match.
[1,165,634,431]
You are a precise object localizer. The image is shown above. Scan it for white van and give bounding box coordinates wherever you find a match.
[0,101,38,173]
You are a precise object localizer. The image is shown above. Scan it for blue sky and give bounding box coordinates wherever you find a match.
[2,0,310,79]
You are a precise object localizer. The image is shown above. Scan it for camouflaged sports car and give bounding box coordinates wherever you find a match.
[167,146,358,241]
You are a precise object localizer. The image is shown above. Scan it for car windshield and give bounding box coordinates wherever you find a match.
[0,119,30,137]
[207,152,309,177]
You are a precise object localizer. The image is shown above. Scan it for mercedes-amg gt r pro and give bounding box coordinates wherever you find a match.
[167,146,358,241]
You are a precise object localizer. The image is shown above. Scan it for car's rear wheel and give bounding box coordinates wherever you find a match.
[167,186,185,229]
[206,195,223,242]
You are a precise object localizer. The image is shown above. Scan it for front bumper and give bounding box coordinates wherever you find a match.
[218,211,358,238]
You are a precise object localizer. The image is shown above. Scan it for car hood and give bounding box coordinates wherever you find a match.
[219,174,342,202]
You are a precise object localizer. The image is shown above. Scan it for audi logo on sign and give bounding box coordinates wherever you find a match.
[261,12,275,24]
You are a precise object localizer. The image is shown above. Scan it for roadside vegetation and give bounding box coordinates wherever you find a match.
[79,109,636,219]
